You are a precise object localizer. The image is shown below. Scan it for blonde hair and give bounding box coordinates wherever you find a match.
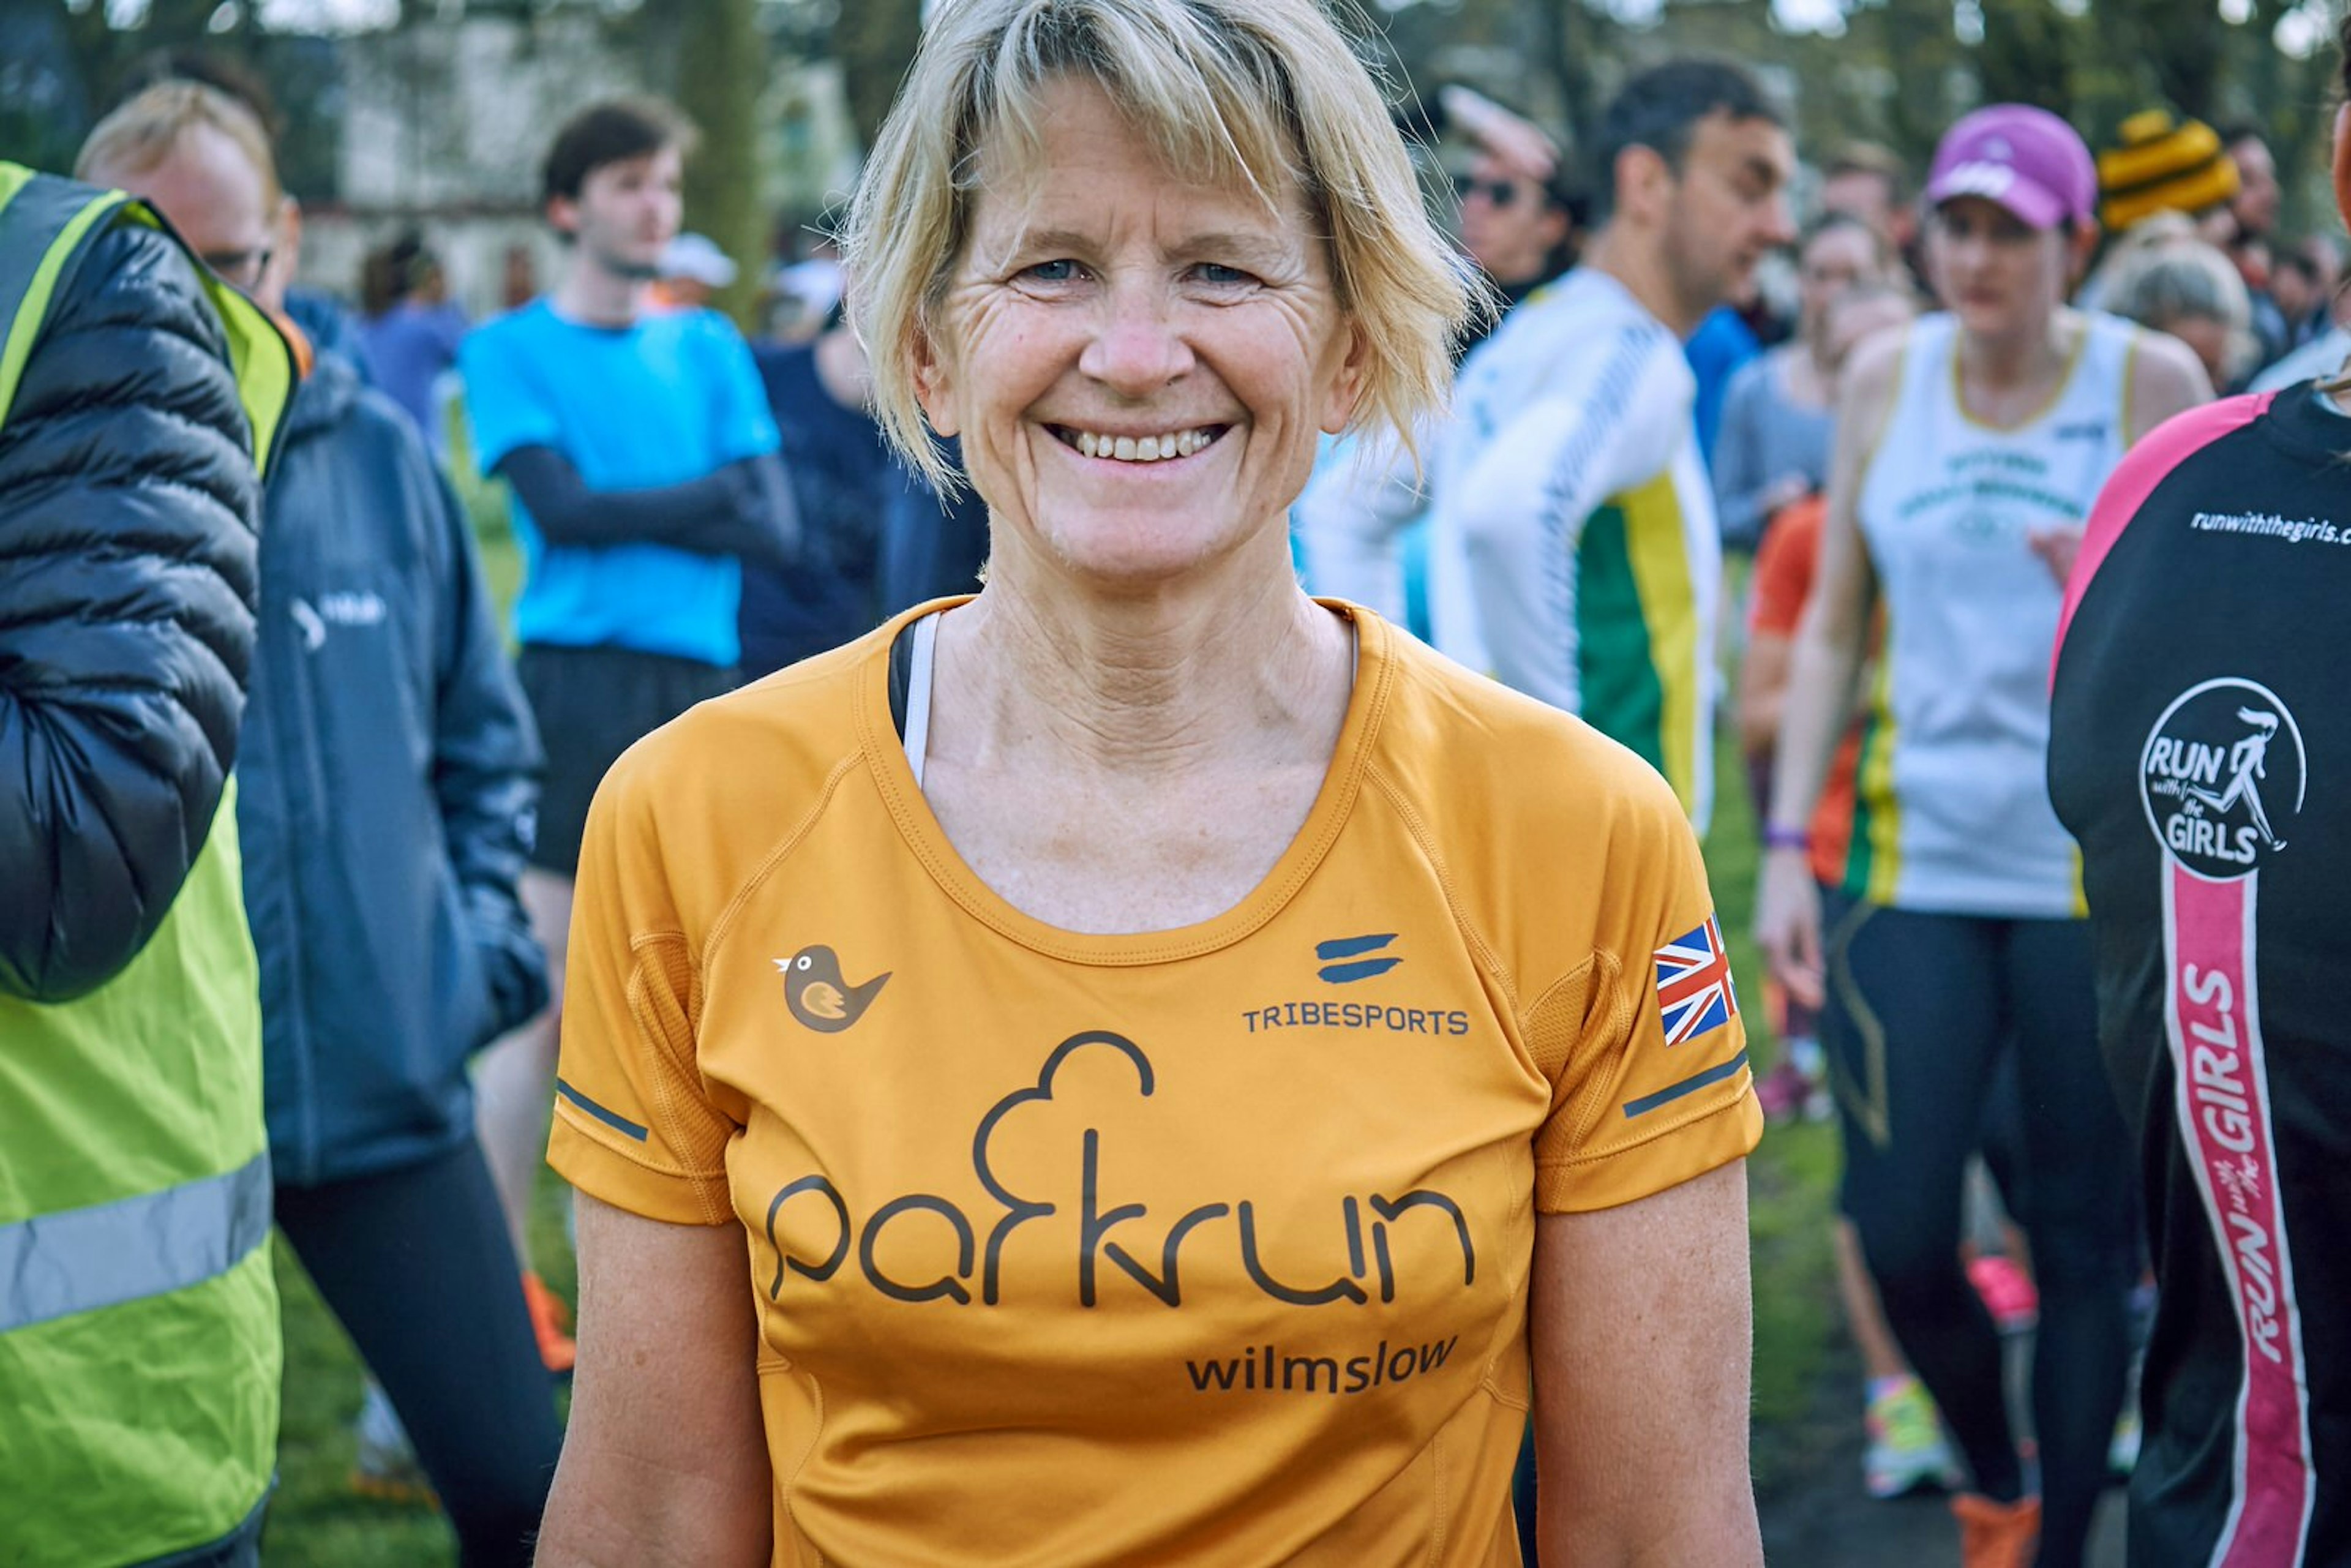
[76,81,282,211]
[2098,229,2257,386]
[844,0,1479,492]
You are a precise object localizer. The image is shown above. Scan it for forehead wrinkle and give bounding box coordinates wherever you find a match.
[967,164,1310,269]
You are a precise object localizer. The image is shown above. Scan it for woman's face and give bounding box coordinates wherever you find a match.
[917,78,1363,587]
[1927,196,2069,338]
[1797,225,1878,336]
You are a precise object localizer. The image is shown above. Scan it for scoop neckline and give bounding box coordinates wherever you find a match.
[856,596,1395,967]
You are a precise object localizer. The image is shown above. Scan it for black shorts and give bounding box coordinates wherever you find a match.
[517,643,735,877]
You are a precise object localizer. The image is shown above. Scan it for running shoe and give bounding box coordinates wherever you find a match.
[1864,1376,1961,1499]
[1951,1492,2041,1568]
[348,1382,435,1507]
[523,1269,577,1375]
[1966,1253,2039,1334]
[1756,1059,1815,1122]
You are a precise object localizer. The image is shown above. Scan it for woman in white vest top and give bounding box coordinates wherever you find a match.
[1758,106,2208,1568]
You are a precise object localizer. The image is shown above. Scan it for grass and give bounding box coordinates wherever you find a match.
[252,525,1844,1556]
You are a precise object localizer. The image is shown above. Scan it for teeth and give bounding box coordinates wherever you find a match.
[1068,427,1217,463]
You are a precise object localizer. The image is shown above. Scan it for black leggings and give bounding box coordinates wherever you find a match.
[273,1138,563,1567]
[1822,899,2136,1568]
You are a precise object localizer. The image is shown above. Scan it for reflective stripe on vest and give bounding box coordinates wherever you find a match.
[0,164,294,474]
[0,1150,271,1334]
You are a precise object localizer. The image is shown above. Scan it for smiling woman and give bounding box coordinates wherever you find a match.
[534,3,1765,1565]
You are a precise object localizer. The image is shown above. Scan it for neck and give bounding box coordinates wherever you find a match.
[1957,306,2072,392]
[934,525,1351,779]
[552,253,647,328]
[1585,223,1702,337]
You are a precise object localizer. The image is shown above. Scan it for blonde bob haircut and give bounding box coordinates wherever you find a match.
[845,0,1480,493]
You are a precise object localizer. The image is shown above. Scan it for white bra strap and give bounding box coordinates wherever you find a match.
[902,612,940,789]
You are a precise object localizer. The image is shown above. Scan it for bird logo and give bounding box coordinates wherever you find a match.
[777,945,891,1033]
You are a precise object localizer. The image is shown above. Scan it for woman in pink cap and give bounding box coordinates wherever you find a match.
[1757,105,2209,1567]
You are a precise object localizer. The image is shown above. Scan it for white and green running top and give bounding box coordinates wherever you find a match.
[1847,309,2144,918]
[1430,267,1720,832]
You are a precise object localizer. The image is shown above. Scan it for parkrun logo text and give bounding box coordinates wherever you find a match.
[1186,1335,1460,1396]
[759,1030,1476,1310]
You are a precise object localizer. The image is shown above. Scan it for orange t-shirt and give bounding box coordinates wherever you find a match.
[549,601,1760,1566]
[1749,497,1864,887]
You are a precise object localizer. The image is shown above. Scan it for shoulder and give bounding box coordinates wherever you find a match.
[2099,392,2270,508]
[1840,320,1913,406]
[1372,637,1700,998]
[670,307,756,356]
[459,302,551,362]
[342,372,441,462]
[44,208,219,354]
[1374,629,1693,869]
[1723,350,1776,403]
[9,216,256,565]
[2118,318,2213,432]
[591,625,893,925]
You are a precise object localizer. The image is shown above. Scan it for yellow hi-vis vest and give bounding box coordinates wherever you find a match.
[0,163,293,1568]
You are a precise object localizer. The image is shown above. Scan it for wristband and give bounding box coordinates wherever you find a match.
[1762,823,1812,853]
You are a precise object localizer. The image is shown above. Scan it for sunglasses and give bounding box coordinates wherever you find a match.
[1453,174,1523,208]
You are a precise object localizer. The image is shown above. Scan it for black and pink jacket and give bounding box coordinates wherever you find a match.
[2051,381,2351,1567]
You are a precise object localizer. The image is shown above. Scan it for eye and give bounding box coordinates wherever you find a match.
[1192,263,1257,287]
[1020,258,1086,284]
[797,955,812,970]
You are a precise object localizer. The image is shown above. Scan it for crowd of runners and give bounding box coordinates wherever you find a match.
[1,0,2345,1564]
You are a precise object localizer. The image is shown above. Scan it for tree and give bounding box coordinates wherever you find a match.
[1974,0,2083,116]
[833,0,924,151]
[676,0,770,330]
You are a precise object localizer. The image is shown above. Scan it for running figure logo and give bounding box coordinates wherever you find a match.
[2140,679,2306,880]
[779,946,891,1033]
[2183,708,2287,853]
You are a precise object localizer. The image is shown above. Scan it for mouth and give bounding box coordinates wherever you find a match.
[1047,423,1231,465]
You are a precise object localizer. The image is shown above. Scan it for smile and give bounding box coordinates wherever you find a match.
[1049,425,1228,463]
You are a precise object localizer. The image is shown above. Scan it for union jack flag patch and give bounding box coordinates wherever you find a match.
[1654,914,1739,1047]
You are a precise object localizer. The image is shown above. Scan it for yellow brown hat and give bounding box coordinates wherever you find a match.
[2098,109,2240,230]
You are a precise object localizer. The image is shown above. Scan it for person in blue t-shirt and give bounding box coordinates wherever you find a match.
[458,97,795,1346]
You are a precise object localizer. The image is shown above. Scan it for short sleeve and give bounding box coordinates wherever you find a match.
[458,319,560,476]
[1746,497,1823,638]
[699,313,782,465]
[546,757,740,1226]
[1524,771,1760,1213]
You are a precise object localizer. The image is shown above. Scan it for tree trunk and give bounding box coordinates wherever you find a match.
[678,0,769,332]
[834,0,926,152]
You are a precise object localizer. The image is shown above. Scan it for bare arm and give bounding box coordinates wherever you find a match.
[536,1195,771,1567]
[1735,630,1793,766]
[1754,330,1899,1005]
[2030,329,2211,584]
[1532,1161,1760,1567]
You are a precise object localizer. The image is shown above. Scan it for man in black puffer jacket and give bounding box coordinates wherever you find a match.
[81,87,566,1564]
[0,162,291,1567]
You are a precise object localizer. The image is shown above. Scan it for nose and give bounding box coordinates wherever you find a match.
[1078,279,1194,396]
[1760,189,1797,249]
